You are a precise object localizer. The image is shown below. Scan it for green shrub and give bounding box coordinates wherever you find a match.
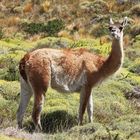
[0,80,20,101]
[0,27,3,39]
[0,88,18,125]
[22,19,64,36]
[22,22,46,35]
[123,56,132,68]
[45,19,64,36]
[0,56,19,81]
[128,58,140,75]
[111,115,140,139]
[40,111,77,133]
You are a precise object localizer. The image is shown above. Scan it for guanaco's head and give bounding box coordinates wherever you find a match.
[109,17,128,40]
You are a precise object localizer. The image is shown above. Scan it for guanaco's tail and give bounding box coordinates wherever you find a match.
[19,53,30,82]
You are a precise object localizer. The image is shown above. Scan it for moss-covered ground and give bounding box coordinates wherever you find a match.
[0,36,140,140]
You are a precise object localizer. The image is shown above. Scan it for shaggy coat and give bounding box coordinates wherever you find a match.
[17,17,127,131]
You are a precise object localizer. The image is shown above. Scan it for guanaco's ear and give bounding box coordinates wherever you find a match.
[109,18,114,25]
[122,17,128,27]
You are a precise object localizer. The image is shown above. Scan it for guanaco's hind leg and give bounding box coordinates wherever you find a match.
[87,94,93,123]
[32,92,45,131]
[78,86,92,125]
[28,60,51,131]
[29,76,49,132]
[17,77,33,129]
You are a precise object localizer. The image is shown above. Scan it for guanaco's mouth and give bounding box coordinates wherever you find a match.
[111,32,115,37]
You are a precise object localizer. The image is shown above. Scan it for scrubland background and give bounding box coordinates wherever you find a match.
[0,0,140,139]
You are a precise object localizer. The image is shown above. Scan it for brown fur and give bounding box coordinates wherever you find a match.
[17,18,126,130]
[19,53,30,82]
[18,43,122,129]
[19,48,105,84]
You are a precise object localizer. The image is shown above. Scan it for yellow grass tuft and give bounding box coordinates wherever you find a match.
[29,34,42,42]
[100,35,111,45]
[58,30,73,40]
[41,0,51,13]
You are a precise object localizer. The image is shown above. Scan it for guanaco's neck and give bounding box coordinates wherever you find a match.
[102,36,124,76]
[100,34,124,78]
[90,35,124,87]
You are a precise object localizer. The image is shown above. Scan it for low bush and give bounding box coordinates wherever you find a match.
[0,27,3,39]
[41,111,77,133]
[22,22,46,35]
[128,58,140,75]
[46,19,64,36]
[22,19,64,36]
[93,77,133,123]
[111,114,140,139]
[80,0,109,14]
[0,56,19,81]
[125,47,140,61]
[130,24,140,38]
[130,4,140,16]
[90,24,109,38]
[0,80,20,101]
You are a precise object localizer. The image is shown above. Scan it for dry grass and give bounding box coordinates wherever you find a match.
[100,35,111,45]
[0,16,20,27]
[124,35,131,48]
[0,127,45,140]
[130,4,140,16]
[3,27,18,38]
[133,17,140,25]
[23,3,33,14]
[29,34,42,42]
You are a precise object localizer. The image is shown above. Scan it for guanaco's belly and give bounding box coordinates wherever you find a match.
[50,64,87,93]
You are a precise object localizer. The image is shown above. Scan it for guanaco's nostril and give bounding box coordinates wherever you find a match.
[112,29,116,32]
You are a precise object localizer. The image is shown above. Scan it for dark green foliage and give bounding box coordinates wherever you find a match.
[128,59,140,75]
[0,36,140,139]
[41,111,76,133]
[0,27,3,39]
[6,60,19,81]
[24,111,77,133]
[45,19,64,36]
[22,19,64,36]
[0,58,19,81]
[22,22,46,35]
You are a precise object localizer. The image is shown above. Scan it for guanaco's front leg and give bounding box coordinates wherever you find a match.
[78,86,92,125]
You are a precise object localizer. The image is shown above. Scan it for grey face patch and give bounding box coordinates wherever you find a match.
[109,24,123,39]
[109,17,128,40]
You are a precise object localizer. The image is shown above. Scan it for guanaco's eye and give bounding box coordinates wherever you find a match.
[119,26,123,31]
[109,26,113,31]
